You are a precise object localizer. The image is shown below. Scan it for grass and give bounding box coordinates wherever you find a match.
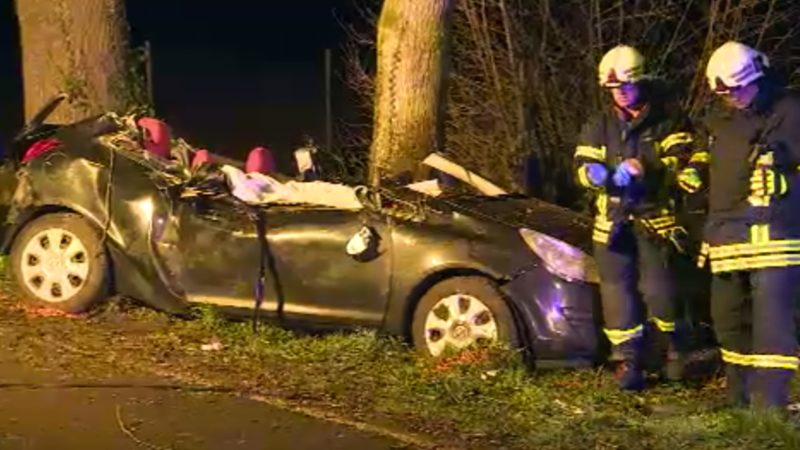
[1,279,799,448]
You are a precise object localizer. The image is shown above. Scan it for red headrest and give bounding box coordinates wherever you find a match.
[245,146,277,174]
[22,138,61,164]
[137,117,171,159]
[191,149,213,168]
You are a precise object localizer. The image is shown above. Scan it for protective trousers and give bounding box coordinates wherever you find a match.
[711,267,800,409]
[595,223,677,365]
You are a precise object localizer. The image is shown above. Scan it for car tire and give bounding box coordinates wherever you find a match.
[10,213,110,313]
[411,276,520,357]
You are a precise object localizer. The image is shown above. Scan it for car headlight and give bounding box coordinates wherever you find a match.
[519,228,599,284]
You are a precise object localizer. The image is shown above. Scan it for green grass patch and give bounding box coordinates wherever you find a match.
[2,291,800,449]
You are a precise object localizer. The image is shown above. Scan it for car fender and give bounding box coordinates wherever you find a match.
[2,203,115,254]
[500,267,602,364]
[380,218,533,337]
[3,201,187,314]
[3,147,188,314]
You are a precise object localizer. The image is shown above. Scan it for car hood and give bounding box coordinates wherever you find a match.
[430,195,594,252]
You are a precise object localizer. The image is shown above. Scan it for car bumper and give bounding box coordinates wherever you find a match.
[502,267,604,367]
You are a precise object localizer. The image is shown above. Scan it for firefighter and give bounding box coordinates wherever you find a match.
[679,41,800,409]
[574,45,694,391]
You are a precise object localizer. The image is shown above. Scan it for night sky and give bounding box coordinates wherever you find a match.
[0,1,362,166]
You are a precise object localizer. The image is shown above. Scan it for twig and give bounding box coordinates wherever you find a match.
[116,404,174,450]
[756,0,778,47]
[594,364,607,387]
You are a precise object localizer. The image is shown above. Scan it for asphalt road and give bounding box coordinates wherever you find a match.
[0,351,405,450]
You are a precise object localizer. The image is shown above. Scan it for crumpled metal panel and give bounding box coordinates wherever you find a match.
[6,119,188,313]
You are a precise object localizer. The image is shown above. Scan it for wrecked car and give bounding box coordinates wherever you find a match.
[0,94,604,366]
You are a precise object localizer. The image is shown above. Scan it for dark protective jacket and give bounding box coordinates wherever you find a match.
[691,80,800,273]
[573,82,694,247]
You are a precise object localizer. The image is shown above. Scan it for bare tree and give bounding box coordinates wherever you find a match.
[15,0,137,123]
[368,0,456,185]
[446,0,800,206]
[347,0,800,206]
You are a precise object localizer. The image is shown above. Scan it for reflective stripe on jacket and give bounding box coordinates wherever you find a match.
[700,88,800,273]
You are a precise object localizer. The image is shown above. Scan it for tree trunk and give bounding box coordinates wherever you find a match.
[369,0,455,185]
[15,0,131,123]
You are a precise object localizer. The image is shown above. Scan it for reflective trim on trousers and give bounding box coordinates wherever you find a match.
[721,348,800,371]
[604,324,644,346]
[650,316,676,333]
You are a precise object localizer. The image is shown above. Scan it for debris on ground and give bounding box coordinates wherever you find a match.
[480,370,498,380]
[200,340,224,351]
[17,304,83,319]
[553,399,586,416]
[432,348,492,373]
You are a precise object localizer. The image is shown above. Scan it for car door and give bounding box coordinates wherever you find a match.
[173,195,268,312]
[173,195,392,327]
[262,206,391,328]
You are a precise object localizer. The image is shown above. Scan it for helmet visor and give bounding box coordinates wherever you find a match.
[713,76,735,95]
[600,68,643,88]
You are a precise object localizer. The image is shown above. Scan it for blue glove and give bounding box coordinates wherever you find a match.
[612,167,631,187]
[612,160,640,187]
[584,163,608,186]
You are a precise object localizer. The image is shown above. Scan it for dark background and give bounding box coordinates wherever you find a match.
[0,1,362,166]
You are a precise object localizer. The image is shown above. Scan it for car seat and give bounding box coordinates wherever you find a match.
[245,146,277,174]
[137,117,171,159]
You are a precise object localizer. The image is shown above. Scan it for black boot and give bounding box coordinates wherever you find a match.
[751,370,793,411]
[725,365,750,407]
[663,333,685,382]
[616,360,646,391]
[614,341,645,392]
[646,326,685,382]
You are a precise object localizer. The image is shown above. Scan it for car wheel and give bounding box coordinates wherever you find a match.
[411,276,520,357]
[10,213,110,313]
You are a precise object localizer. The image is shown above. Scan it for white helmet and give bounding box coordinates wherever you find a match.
[706,41,769,93]
[598,45,646,88]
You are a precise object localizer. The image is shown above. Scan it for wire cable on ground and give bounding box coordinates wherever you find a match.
[116,404,174,450]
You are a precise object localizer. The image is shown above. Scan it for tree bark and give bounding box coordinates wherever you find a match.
[369,0,455,185]
[15,0,131,123]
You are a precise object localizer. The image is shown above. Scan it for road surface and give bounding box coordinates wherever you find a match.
[0,349,407,450]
